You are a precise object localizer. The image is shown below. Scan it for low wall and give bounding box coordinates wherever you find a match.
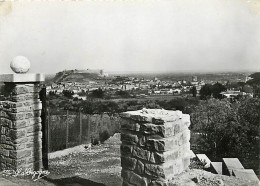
[120,109,191,186]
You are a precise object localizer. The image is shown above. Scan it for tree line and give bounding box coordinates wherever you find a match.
[190,98,259,164]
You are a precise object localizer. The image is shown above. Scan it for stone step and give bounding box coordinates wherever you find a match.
[232,169,259,184]
[210,162,222,175]
[196,154,211,168]
[222,158,244,176]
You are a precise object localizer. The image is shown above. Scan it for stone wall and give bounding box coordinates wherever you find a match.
[0,83,43,171]
[120,109,191,186]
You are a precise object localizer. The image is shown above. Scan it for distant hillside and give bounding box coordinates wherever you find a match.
[52,69,108,83]
[248,72,260,85]
[45,74,56,84]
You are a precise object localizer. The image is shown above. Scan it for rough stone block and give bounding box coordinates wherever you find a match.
[121,144,134,156]
[181,142,190,153]
[26,123,42,133]
[11,84,41,95]
[182,114,191,128]
[138,136,147,147]
[132,146,151,161]
[26,141,42,148]
[179,130,190,145]
[120,109,191,185]
[135,160,145,175]
[140,123,165,136]
[1,144,14,150]
[10,93,40,102]
[121,119,140,131]
[12,119,27,128]
[8,113,25,120]
[9,129,27,140]
[2,100,40,108]
[25,110,41,119]
[27,153,42,163]
[9,103,42,113]
[121,132,138,145]
[28,117,42,125]
[145,163,173,179]
[0,149,9,157]
[0,135,7,143]
[182,157,190,171]
[171,159,184,175]
[9,149,31,159]
[146,135,180,152]
[0,118,13,128]
[122,169,148,186]
[13,143,26,150]
[14,158,27,167]
[27,132,42,141]
[129,170,148,186]
[121,156,137,171]
[122,181,135,186]
[121,169,131,181]
[13,137,29,144]
[121,109,183,124]
[152,149,181,163]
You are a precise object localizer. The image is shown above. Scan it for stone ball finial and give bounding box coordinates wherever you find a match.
[10,56,31,74]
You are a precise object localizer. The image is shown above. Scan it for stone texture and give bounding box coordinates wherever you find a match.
[120,109,191,185]
[122,169,149,186]
[121,156,137,171]
[132,146,151,161]
[0,83,43,171]
[121,144,134,157]
[121,132,139,145]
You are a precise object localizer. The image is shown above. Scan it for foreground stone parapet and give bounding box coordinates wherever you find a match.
[0,72,44,171]
[120,109,191,186]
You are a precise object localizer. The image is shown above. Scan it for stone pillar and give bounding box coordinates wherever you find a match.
[120,109,191,186]
[0,57,45,171]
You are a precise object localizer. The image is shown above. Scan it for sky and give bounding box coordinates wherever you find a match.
[0,0,260,74]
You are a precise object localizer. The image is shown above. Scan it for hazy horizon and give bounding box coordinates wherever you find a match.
[44,69,255,78]
[0,0,260,74]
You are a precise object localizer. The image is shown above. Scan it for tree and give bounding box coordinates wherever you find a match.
[62,90,74,98]
[237,98,260,144]
[247,72,260,85]
[116,90,130,98]
[211,82,226,99]
[190,98,260,159]
[252,85,260,98]
[199,84,212,100]
[199,83,226,100]
[78,89,86,96]
[90,88,105,99]
[191,86,197,97]
[49,91,56,96]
